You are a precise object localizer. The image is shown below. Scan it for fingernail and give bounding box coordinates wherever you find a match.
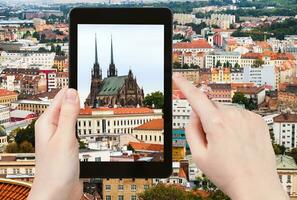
[66,89,78,103]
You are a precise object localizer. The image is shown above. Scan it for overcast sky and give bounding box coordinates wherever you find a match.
[77,24,164,107]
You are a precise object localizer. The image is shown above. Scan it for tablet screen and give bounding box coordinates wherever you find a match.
[77,24,164,162]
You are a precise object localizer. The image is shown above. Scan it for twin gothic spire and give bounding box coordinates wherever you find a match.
[93,34,117,78]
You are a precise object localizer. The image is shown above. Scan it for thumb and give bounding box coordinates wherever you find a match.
[56,89,80,143]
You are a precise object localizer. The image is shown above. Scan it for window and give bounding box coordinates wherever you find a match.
[131,195,136,200]
[105,185,111,191]
[131,184,136,192]
[106,196,111,200]
[118,195,124,200]
[287,185,291,194]
[95,157,101,162]
[144,185,149,190]
[118,185,124,191]
[287,175,291,183]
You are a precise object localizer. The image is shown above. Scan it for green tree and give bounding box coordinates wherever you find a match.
[19,141,34,153]
[127,144,135,152]
[7,128,20,142]
[32,31,40,39]
[173,62,182,69]
[173,33,185,40]
[143,91,164,109]
[288,148,297,163]
[216,60,222,68]
[5,142,18,153]
[15,120,35,147]
[234,63,240,69]
[50,44,56,52]
[195,176,230,200]
[38,47,49,52]
[253,59,264,68]
[232,92,257,111]
[22,31,31,39]
[273,144,286,155]
[139,184,201,200]
[208,190,230,200]
[78,140,86,149]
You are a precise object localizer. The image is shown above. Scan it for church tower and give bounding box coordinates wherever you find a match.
[107,35,118,77]
[85,34,102,108]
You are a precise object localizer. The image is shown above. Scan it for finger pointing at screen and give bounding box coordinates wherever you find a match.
[173,74,289,200]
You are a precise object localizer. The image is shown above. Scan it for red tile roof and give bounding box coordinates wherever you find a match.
[0,89,17,97]
[134,119,163,130]
[128,142,163,152]
[273,113,297,123]
[80,107,154,115]
[241,51,296,60]
[231,82,255,90]
[236,86,265,94]
[241,52,262,59]
[173,39,212,49]
[0,178,31,200]
[255,41,272,49]
[178,168,187,179]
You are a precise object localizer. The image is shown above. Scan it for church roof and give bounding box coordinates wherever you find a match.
[98,75,127,96]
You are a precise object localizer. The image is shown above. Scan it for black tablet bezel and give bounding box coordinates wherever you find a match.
[69,7,172,178]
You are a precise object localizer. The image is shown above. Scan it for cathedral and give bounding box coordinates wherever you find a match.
[84,34,144,108]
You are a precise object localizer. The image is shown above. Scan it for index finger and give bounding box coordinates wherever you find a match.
[173,73,217,119]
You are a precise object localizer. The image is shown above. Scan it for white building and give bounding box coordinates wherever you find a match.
[273,113,297,150]
[262,113,280,134]
[243,64,276,89]
[79,149,111,162]
[276,155,297,197]
[172,98,191,129]
[233,36,253,46]
[77,107,163,142]
[230,68,244,83]
[210,14,236,29]
[173,13,195,25]
[186,155,203,182]
[173,39,213,54]
[205,51,241,68]
[132,119,164,145]
[153,161,190,188]
[0,51,55,69]
[55,72,68,89]
[1,75,21,92]
[0,105,10,125]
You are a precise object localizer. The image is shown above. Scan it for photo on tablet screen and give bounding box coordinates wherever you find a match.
[77,24,164,162]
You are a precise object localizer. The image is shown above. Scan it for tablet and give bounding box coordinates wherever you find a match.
[69,8,172,178]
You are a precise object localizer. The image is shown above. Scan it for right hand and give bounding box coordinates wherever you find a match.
[173,74,288,200]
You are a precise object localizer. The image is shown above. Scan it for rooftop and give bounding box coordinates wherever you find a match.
[0,89,17,97]
[129,142,163,152]
[0,178,31,200]
[208,83,232,90]
[236,86,265,94]
[173,39,212,49]
[273,113,297,123]
[134,119,163,131]
[276,155,297,170]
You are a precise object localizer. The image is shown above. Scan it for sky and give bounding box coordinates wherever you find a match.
[77,24,164,107]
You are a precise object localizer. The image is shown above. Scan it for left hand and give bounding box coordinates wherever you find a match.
[28,88,82,200]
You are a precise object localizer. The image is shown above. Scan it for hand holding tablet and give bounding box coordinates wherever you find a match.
[69,8,172,178]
